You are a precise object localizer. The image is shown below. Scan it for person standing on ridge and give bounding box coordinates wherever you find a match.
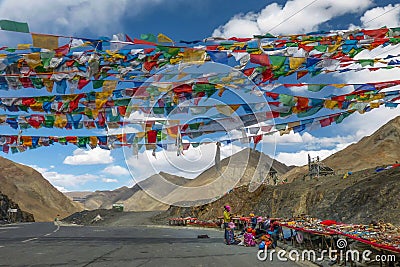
[223,205,231,244]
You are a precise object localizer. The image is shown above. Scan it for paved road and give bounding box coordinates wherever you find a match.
[0,223,300,267]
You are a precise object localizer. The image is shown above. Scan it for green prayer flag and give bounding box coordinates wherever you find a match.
[31,78,44,89]
[358,59,374,67]
[18,105,29,112]
[44,115,55,128]
[269,55,286,70]
[92,80,104,89]
[314,45,327,52]
[156,131,166,141]
[0,20,29,33]
[11,147,18,154]
[254,33,276,38]
[40,51,55,68]
[140,33,157,43]
[114,99,130,106]
[307,84,325,92]
[193,83,215,93]
[297,106,322,118]
[20,122,30,129]
[279,94,295,106]
[275,124,287,130]
[152,107,165,114]
[189,122,201,130]
[77,137,89,148]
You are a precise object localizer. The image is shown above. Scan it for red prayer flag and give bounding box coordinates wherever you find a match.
[250,54,270,66]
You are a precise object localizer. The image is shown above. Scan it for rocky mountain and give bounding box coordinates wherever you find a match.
[158,117,400,225]
[75,149,292,211]
[324,116,400,172]
[159,148,292,206]
[0,191,34,223]
[0,157,82,221]
[158,166,400,225]
[80,172,191,211]
[282,115,400,182]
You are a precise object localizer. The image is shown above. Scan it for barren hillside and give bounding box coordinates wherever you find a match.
[0,157,82,221]
[159,167,400,225]
[81,172,190,211]
[281,116,400,182]
[78,149,291,211]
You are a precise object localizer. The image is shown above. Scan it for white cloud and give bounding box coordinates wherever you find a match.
[275,143,352,166]
[213,0,372,37]
[0,0,164,36]
[63,147,114,165]
[360,4,400,29]
[102,165,130,176]
[262,131,356,148]
[55,186,68,193]
[102,178,118,183]
[29,165,100,189]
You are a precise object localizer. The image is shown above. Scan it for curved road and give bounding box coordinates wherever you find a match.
[0,223,301,266]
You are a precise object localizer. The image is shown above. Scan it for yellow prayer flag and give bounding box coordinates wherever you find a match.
[90,136,98,147]
[0,115,6,124]
[327,44,340,53]
[177,72,188,80]
[324,100,338,109]
[102,80,118,92]
[288,121,300,128]
[371,93,384,100]
[182,48,206,63]
[42,79,54,93]
[291,107,301,114]
[169,55,183,64]
[289,57,306,70]
[32,33,59,50]
[21,136,32,146]
[279,128,292,136]
[54,114,67,128]
[136,131,146,139]
[157,33,174,44]
[24,52,42,69]
[30,102,44,112]
[17,44,31,50]
[95,98,108,110]
[370,102,380,109]
[332,84,346,88]
[157,84,172,92]
[216,105,236,116]
[221,76,233,83]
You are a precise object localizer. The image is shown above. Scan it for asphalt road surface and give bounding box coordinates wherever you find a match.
[0,222,301,267]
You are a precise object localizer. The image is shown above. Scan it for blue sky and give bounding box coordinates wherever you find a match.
[0,0,399,192]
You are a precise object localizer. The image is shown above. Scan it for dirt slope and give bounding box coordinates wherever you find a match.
[324,116,400,172]
[0,157,82,221]
[160,148,292,206]
[78,149,291,211]
[282,116,400,182]
[159,167,400,225]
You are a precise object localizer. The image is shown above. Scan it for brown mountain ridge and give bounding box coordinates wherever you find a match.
[0,157,82,221]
